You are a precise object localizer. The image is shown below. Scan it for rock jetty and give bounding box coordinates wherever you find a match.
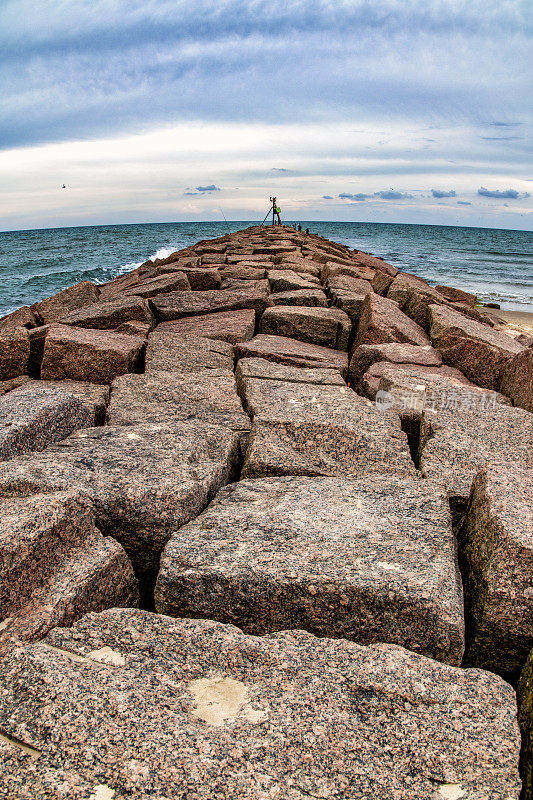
[0,224,531,799]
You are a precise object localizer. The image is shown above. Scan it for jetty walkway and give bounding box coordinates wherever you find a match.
[0,225,531,798]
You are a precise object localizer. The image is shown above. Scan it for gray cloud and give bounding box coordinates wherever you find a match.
[322,195,333,199]
[478,186,520,198]
[195,185,220,192]
[374,190,413,200]
[339,192,370,201]
[431,189,457,198]
[457,200,472,205]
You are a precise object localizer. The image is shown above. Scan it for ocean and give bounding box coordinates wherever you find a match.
[0,221,532,317]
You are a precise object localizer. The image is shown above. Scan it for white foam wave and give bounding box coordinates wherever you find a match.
[113,244,180,279]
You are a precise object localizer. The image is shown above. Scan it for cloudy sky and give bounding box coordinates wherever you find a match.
[1,0,531,231]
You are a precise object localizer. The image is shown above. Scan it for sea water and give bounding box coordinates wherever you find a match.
[0,220,532,316]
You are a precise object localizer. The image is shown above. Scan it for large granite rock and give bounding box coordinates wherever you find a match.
[419,401,533,520]
[236,357,345,391]
[267,269,319,293]
[60,297,156,330]
[0,383,93,461]
[365,362,472,403]
[32,281,100,324]
[176,267,222,290]
[220,265,266,281]
[153,286,272,322]
[0,488,138,653]
[41,324,146,384]
[328,277,374,323]
[0,608,520,799]
[36,379,110,424]
[157,475,464,664]
[461,461,533,680]
[260,305,351,350]
[0,306,39,333]
[242,387,414,480]
[271,288,327,307]
[387,273,447,328]
[145,331,234,374]
[0,422,241,576]
[352,293,431,350]
[428,303,525,389]
[0,328,30,380]
[235,334,349,376]
[500,346,533,412]
[436,285,477,306]
[349,343,442,391]
[107,371,250,436]
[0,376,30,398]
[519,650,533,800]
[123,271,191,297]
[156,308,256,344]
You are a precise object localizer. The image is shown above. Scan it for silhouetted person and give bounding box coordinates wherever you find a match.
[297,224,302,231]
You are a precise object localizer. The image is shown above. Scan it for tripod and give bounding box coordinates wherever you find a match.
[261,197,282,226]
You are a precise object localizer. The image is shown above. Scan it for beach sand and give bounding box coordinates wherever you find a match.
[486,308,533,337]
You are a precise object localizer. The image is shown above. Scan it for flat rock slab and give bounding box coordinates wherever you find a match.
[387,273,446,328]
[260,305,351,350]
[0,328,30,380]
[156,308,256,344]
[419,402,533,513]
[0,422,241,575]
[242,388,414,480]
[267,269,319,292]
[32,281,100,324]
[0,383,92,461]
[107,371,250,435]
[462,461,533,680]
[0,608,520,799]
[271,288,327,306]
[0,376,30,398]
[428,303,525,389]
[40,324,146,385]
[367,362,473,403]
[152,286,272,322]
[145,331,234,374]
[123,271,191,297]
[61,297,155,331]
[0,488,138,653]
[235,334,349,376]
[499,346,533,412]
[236,357,345,387]
[176,267,222,290]
[349,343,442,390]
[353,293,431,350]
[36,379,110,424]
[157,475,464,664]
[237,373,354,418]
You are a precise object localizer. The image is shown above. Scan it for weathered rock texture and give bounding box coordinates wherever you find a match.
[145,331,234,374]
[353,293,431,350]
[0,488,138,653]
[500,346,533,412]
[156,309,256,344]
[235,334,348,376]
[260,305,351,350]
[32,281,100,324]
[519,651,533,799]
[461,462,533,680]
[41,324,145,384]
[428,303,525,389]
[157,476,464,664]
[0,609,521,799]
[153,286,272,322]
[0,383,93,461]
[349,343,442,392]
[0,422,241,576]
[0,328,30,380]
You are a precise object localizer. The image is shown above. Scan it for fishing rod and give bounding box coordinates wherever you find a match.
[219,208,231,235]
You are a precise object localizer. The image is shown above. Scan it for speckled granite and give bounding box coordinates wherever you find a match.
[242,389,414,479]
[271,288,328,306]
[107,371,250,436]
[32,281,100,324]
[349,343,442,391]
[176,267,223,290]
[60,297,156,330]
[461,462,533,680]
[235,334,349,376]
[267,269,319,293]
[0,488,138,653]
[352,293,431,350]
[0,328,30,380]
[329,286,374,323]
[152,286,272,322]
[236,357,345,389]
[122,271,191,297]
[0,306,39,333]
[436,285,477,306]
[40,324,146,385]
[260,305,351,350]
[220,264,266,281]
[145,331,234,374]
[0,375,30,398]
[373,363,485,410]
[0,383,93,461]
[500,346,533,412]
[115,320,151,337]
[518,649,533,799]
[0,421,241,575]
[428,303,525,389]
[0,608,520,799]
[239,375,357,418]
[156,308,256,344]
[419,402,533,513]
[35,379,110,424]
[388,273,447,329]
[156,475,464,664]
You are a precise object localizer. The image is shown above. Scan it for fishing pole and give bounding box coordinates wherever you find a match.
[219,208,231,235]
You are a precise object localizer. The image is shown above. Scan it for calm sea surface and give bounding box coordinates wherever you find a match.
[0,220,532,316]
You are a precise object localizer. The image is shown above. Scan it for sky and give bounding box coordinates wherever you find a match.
[0,0,531,232]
